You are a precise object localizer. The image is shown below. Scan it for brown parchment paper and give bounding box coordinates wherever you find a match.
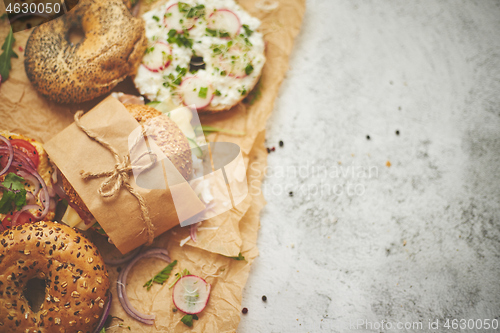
[0,0,305,330]
[43,96,206,254]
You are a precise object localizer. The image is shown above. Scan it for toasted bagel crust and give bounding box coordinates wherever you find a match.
[0,221,110,333]
[24,0,147,104]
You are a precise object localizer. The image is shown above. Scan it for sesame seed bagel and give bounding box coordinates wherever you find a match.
[61,103,193,220]
[0,221,110,333]
[24,0,147,104]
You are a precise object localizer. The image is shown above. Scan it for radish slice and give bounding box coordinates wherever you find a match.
[172,275,211,315]
[214,47,249,78]
[207,9,241,36]
[180,77,214,109]
[143,42,172,72]
[164,3,196,32]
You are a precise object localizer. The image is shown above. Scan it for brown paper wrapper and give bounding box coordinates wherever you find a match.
[43,96,206,254]
[0,0,305,330]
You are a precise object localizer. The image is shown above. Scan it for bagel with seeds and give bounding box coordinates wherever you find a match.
[24,0,147,104]
[0,221,110,333]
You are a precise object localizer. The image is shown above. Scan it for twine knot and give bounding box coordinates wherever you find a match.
[74,111,156,245]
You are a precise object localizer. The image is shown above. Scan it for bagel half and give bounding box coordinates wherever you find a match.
[24,0,147,104]
[0,221,110,333]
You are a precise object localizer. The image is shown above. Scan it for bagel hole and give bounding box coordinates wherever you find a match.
[24,278,47,312]
[189,56,206,72]
[67,26,85,45]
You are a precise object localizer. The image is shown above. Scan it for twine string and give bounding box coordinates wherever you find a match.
[74,111,156,245]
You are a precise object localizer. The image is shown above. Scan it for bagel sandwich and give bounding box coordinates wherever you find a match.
[0,130,56,229]
[54,102,198,234]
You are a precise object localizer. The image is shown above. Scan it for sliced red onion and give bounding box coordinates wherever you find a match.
[0,135,14,176]
[19,165,50,221]
[11,204,42,226]
[47,185,56,198]
[93,293,112,333]
[26,191,36,205]
[104,246,143,266]
[0,146,36,170]
[17,170,41,196]
[52,178,67,199]
[49,198,57,211]
[117,248,171,325]
[131,2,141,17]
[190,222,201,243]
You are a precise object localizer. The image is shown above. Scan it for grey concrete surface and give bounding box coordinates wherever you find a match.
[239,0,500,332]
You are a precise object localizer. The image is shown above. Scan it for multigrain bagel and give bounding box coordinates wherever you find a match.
[60,103,193,220]
[0,221,110,333]
[24,0,147,104]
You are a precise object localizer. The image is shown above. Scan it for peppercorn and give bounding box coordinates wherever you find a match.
[242,307,248,314]
[279,141,284,147]
[366,135,370,140]
[289,191,293,197]
[262,295,267,302]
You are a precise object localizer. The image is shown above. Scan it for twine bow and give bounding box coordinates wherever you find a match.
[74,111,156,245]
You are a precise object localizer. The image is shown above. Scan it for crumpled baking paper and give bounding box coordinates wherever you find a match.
[0,0,305,330]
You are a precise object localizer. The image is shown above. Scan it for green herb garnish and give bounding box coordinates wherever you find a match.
[187,4,205,18]
[181,314,199,327]
[198,87,208,98]
[152,15,160,22]
[2,173,26,191]
[200,125,245,136]
[206,28,230,38]
[146,101,161,107]
[163,66,188,88]
[178,2,190,12]
[242,24,253,36]
[0,190,27,214]
[167,29,193,48]
[214,90,221,96]
[245,64,254,76]
[0,173,28,215]
[169,268,190,288]
[226,252,246,261]
[0,28,19,82]
[143,260,178,291]
[177,2,205,18]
